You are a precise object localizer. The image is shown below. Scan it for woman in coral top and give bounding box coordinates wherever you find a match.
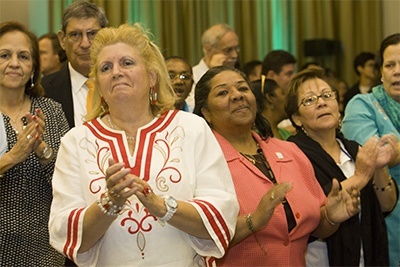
[193,65,361,266]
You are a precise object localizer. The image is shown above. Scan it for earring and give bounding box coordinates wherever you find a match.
[149,86,158,105]
[30,73,34,88]
[301,126,308,136]
[381,77,383,83]
[100,97,108,115]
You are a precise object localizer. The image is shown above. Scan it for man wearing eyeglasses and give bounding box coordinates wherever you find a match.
[165,56,194,112]
[187,23,240,111]
[42,0,108,128]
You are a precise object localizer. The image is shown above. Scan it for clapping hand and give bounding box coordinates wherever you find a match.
[251,182,293,231]
[325,179,360,224]
[10,109,43,163]
[376,134,396,168]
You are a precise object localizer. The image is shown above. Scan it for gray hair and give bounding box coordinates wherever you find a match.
[201,24,234,55]
[61,0,108,33]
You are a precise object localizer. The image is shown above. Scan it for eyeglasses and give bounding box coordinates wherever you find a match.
[168,73,192,81]
[298,91,336,109]
[66,29,100,43]
[220,46,240,55]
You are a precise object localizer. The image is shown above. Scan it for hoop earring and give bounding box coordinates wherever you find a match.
[338,118,342,132]
[149,86,158,105]
[30,73,34,88]
[100,97,108,115]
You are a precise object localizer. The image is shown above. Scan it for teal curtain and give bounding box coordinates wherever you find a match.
[38,0,383,85]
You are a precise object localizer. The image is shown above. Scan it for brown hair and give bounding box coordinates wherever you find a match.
[284,67,339,130]
[0,21,44,97]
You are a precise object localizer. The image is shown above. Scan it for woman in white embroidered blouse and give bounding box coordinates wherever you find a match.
[49,23,238,267]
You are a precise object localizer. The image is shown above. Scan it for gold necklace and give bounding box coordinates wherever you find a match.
[106,115,136,141]
[240,153,259,165]
[0,97,27,134]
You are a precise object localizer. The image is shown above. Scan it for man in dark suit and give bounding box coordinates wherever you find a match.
[42,0,108,128]
[42,3,108,266]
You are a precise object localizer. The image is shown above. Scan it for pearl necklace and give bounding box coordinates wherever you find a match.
[106,115,136,141]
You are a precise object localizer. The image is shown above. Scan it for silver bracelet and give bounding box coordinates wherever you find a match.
[324,208,337,226]
[97,191,125,217]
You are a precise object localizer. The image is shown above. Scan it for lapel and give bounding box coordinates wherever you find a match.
[42,64,74,128]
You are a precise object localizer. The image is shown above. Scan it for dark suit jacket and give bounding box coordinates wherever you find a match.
[41,64,74,128]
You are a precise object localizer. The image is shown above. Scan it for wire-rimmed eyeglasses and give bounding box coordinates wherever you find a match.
[168,73,193,81]
[297,91,336,109]
[66,29,100,43]
[220,46,240,55]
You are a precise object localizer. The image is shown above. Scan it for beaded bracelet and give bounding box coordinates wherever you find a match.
[324,208,337,226]
[372,178,393,192]
[245,213,267,254]
[97,191,125,217]
[245,213,255,232]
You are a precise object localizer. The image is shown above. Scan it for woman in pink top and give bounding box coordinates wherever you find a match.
[193,65,361,266]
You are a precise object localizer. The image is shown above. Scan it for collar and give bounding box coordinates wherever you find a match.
[68,62,89,94]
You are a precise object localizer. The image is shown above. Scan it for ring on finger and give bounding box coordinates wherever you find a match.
[27,134,33,140]
[270,191,275,200]
[109,189,120,198]
[143,186,153,197]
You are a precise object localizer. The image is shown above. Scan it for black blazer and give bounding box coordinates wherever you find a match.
[41,64,74,128]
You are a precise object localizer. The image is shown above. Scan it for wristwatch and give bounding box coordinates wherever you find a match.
[39,145,53,160]
[158,195,178,223]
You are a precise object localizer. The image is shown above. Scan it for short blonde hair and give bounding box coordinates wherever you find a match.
[86,23,176,121]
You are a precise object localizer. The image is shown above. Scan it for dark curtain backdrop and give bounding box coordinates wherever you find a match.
[48,0,383,86]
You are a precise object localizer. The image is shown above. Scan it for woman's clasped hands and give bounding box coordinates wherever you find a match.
[105,158,164,217]
[9,108,47,163]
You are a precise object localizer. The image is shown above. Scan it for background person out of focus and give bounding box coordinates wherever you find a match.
[41,0,108,128]
[193,65,361,266]
[286,68,397,266]
[343,52,379,111]
[38,32,66,76]
[251,76,291,140]
[186,23,240,110]
[48,23,238,266]
[262,50,296,93]
[342,33,400,267]
[262,49,297,134]
[243,60,262,82]
[165,56,193,111]
[0,21,69,266]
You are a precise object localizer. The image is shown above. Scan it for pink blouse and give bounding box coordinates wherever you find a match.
[214,131,326,267]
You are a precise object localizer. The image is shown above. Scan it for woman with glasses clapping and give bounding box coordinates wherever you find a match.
[286,67,398,266]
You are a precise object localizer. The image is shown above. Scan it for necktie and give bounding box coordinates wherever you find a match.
[85,78,95,113]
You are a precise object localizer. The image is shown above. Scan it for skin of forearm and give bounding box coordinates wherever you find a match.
[164,201,212,239]
[78,202,116,253]
[311,207,340,239]
[388,142,400,168]
[340,173,370,192]
[373,168,397,212]
[228,216,253,247]
[0,152,19,175]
